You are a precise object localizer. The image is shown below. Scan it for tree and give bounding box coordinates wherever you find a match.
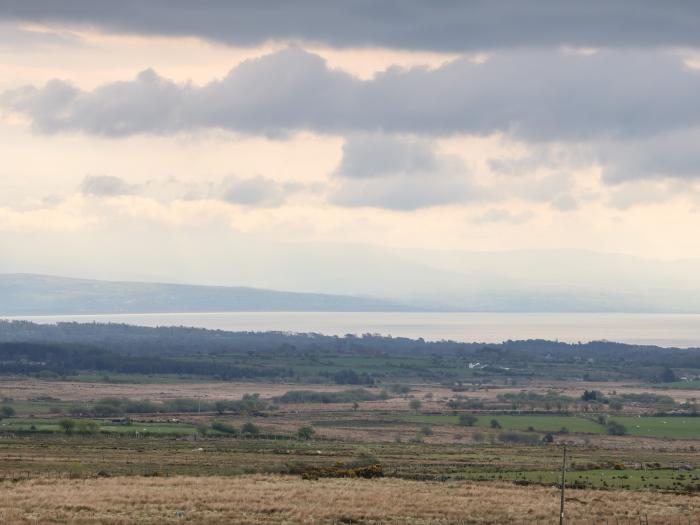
[1,406,15,417]
[606,421,627,436]
[490,419,501,429]
[59,418,76,434]
[75,420,99,435]
[581,390,605,402]
[459,414,478,427]
[659,366,677,383]
[297,426,315,440]
[241,422,260,436]
[211,421,238,435]
[409,399,422,411]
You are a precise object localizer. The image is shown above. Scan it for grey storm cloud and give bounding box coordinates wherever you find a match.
[4,47,700,143]
[80,175,134,196]
[331,134,487,210]
[2,1,700,51]
[0,24,82,50]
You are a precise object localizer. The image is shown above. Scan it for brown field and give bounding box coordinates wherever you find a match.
[3,378,696,418]
[0,474,698,524]
[0,379,353,402]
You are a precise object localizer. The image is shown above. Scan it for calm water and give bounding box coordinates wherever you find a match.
[5,312,700,348]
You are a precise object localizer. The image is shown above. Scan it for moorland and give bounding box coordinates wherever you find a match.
[0,320,699,524]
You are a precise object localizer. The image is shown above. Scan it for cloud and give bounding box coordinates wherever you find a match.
[217,175,293,207]
[0,23,83,50]
[331,134,486,210]
[4,47,700,144]
[600,129,700,183]
[2,1,700,51]
[607,180,696,209]
[335,134,450,179]
[473,208,534,224]
[80,175,133,196]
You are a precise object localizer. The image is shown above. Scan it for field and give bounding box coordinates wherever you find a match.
[1,474,699,525]
[2,325,700,523]
[402,414,700,439]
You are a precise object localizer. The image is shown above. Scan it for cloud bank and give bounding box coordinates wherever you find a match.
[3,1,700,51]
[4,47,699,144]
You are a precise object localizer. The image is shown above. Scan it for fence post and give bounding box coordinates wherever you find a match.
[559,444,567,525]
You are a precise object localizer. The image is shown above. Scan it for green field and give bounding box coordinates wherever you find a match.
[1,418,200,435]
[402,414,700,439]
[649,380,700,390]
[402,414,605,433]
[456,468,700,491]
[615,416,700,439]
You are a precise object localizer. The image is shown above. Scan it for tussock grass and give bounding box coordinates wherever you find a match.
[0,474,698,524]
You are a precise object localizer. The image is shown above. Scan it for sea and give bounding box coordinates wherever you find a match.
[4,312,700,348]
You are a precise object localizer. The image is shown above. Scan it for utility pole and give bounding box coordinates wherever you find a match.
[559,444,567,525]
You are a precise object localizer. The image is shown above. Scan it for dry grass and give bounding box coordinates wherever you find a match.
[2,377,695,407]
[0,379,353,402]
[0,474,697,524]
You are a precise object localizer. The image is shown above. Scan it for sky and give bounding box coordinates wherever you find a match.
[1,2,700,306]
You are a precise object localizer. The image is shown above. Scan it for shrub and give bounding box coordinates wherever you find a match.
[490,419,501,429]
[297,426,315,440]
[459,414,478,427]
[581,390,606,402]
[67,463,87,479]
[275,389,380,404]
[241,422,260,436]
[91,402,123,418]
[419,424,433,436]
[211,421,238,435]
[409,399,422,411]
[607,421,627,436]
[333,369,373,385]
[498,431,541,445]
[59,418,76,434]
[1,405,15,417]
[448,399,484,410]
[75,420,99,435]
[124,400,159,413]
[472,432,485,443]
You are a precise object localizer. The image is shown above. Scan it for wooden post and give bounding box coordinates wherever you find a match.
[559,444,567,525]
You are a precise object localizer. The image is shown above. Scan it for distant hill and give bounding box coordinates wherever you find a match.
[0,274,412,315]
